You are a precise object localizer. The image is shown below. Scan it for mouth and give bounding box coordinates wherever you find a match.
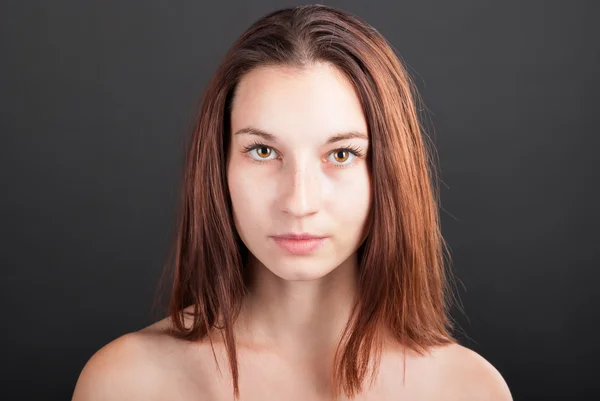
[274,233,326,240]
[270,234,328,255]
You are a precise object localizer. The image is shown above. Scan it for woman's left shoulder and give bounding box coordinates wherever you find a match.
[431,342,513,401]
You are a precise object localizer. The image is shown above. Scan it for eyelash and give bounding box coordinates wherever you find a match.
[241,141,365,169]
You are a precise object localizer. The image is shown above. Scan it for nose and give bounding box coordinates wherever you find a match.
[278,163,321,217]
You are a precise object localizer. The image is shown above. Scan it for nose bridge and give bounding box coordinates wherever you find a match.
[279,156,321,216]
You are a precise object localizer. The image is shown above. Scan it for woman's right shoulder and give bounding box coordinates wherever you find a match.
[71,318,176,401]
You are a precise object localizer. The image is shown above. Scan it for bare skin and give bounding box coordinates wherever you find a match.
[72,63,512,400]
[72,308,512,401]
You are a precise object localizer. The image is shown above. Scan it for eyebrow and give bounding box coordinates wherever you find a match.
[233,127,369,144]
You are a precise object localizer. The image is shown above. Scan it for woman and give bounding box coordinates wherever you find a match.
[73,5,512,401]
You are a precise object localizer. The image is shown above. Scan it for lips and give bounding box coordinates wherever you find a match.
[275,233,325,240]
[271,233,328,254]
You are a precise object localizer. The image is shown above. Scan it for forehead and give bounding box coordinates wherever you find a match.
[230,62,367,141]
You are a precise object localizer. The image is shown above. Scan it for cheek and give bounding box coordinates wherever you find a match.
[329,169,372,221]
[227,164,273,230]
[228,159,372,227]
[229,170,252,214]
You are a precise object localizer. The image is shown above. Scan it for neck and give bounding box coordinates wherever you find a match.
[234,253,359,358]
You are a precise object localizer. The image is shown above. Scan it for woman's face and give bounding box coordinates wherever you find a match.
[227,62,372,281]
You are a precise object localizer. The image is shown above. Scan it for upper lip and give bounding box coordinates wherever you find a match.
[273,233,327,240]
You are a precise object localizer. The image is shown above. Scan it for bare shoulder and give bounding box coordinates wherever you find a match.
[71,317,177,401]
[431,342,513,401]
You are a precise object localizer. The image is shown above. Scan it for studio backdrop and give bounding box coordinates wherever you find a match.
[1,0,598,400]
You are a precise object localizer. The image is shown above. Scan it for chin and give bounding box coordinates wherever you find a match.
[262,256,339,282]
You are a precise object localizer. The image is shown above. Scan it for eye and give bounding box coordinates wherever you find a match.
[244,143,279,161]
[326,146,364,167]
[242,142,365,168]
[331,149,352,163]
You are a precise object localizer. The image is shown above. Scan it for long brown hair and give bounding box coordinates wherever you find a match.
[159,4,460,399]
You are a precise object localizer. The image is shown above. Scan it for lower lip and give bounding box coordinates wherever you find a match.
[271,237,327,255]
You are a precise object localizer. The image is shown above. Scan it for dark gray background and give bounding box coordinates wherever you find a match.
[1,0,598,400]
